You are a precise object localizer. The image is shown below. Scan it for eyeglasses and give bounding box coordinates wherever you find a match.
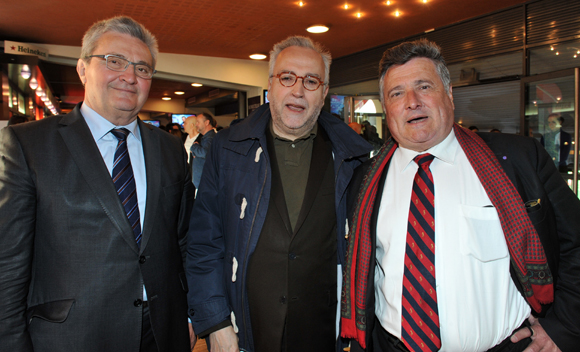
[86,54,156,79]
[271,72,325,91]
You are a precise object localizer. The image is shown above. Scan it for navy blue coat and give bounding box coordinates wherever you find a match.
[186,104,372,350]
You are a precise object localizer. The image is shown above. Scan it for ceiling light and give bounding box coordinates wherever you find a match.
[556,52,560,55]
[174,91,185,95]
[550,46,554,51]
[343,3,349,9]
[422,0,427,3]
[191,83,203,87]
[162,97,171,101]
[574,54,578,58]
[307,25,329,33]
[394,10,401,17]
[356,12,362,18]
[386,1,392,5]
[250,54,267,60]
[21,65,31,79]
[298,1,304,6]
[36,87,43,97]
[29,77,38,90]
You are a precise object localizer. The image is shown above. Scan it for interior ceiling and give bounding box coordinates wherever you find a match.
[1,0,530,110]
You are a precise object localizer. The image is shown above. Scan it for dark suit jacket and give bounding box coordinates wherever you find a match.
[347,132,580,351]
[0,104,195,352]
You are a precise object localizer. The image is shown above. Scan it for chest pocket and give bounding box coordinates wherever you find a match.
[460,205,509,262]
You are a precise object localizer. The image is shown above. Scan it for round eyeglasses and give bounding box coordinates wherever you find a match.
[87,54,156,79]
[272,72,325,91]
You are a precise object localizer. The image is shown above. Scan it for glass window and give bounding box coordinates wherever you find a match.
[530,39,580,75]
[453,80,520,133]
[448,52,522,87]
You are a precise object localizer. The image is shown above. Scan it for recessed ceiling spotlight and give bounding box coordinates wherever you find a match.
[356,12,362,18]
[307,25,329,33]
[174,91,185,95]
[422,0,428,3]
[386,1,392,5]
[250,54,267,60]
[162,97,171,101]
[191,83,203,87]
[298,1,304,6]
[343,3,349,9]
[394,10,401,17]
[556,52,560,55]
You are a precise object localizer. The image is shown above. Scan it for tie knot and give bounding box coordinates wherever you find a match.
[111,128,130,141]
[414,153,435,167]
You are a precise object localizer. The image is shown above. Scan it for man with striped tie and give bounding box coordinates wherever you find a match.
[341,39,580,352]
[0,16,195,352]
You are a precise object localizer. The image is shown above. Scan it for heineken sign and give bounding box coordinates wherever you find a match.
[4,41,49,59]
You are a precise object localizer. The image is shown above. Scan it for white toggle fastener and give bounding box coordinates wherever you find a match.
[240,198,247,219]
[255,147,263,162]
[345,219,349,239]
[232,257,238,282]
[231,312,239,333]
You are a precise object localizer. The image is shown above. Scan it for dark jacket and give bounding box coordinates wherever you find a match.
[186,103,373,351]
[190,129,216,188]
[0,104,194,352]
[348,132,580,351]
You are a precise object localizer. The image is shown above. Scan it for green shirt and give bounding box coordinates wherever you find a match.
[270,122,318,231]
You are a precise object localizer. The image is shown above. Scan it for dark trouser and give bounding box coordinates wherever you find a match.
[140,303,159,352]
[372,317,532,352]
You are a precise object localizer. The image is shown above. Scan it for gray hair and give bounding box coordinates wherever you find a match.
[269,36,332,85]
[80,16,158,68]
[378,39,451,103]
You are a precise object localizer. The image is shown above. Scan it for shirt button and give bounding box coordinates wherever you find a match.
[189,309,195,316]
[291,144,295,148]
[279,296,286,304]
[139,256,146,264]
[134,299,142,307]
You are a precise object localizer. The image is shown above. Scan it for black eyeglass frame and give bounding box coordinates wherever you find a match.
[86,54,157,79]
[271,71,326,91]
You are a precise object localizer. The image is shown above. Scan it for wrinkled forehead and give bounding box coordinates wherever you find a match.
[274,46,325,78]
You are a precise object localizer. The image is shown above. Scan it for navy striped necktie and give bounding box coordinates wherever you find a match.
[401,153,441,352]
[111,128,142,248]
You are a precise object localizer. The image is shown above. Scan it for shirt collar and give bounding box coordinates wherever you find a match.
[81,103,141,142]
[269,119,318,142]
[397,129,458,172]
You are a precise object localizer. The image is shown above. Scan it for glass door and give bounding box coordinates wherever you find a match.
[522,68,579,196]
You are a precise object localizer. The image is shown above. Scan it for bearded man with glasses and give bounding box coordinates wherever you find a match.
[0,16,195,352]
[186,36,372,352]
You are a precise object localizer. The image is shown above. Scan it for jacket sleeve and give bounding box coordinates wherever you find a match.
[189,132,215,159]
[0,127,35,351]
[185,133,231,333]
[531,138,580,350]
[177,136,195,266]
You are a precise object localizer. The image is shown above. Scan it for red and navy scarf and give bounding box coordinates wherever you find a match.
[341,124,554,348]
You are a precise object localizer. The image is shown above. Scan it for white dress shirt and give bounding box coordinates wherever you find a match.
[375,130,530,351]
[81,103,148,300]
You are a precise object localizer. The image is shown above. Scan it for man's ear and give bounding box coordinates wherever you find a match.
[77,59,87,86]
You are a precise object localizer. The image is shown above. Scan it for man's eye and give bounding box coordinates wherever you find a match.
[280,75,294,82]
[390,92,401,98]
[305,77,319,85]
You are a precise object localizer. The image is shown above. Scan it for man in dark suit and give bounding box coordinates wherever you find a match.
[190,112,216,189]
[540,113,572,172]
[0,16,195,352]
[341,39,580,352]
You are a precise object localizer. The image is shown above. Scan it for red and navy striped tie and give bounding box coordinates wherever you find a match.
[401,153,441,352]
[111,128,142,248]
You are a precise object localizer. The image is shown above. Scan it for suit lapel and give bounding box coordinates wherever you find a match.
[139,120,160,252]
[265,128,293,235]
[58,107,139,253]
[293,127,332,235]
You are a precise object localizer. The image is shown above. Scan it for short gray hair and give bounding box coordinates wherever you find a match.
[269,36,332,85]
[80,16,158,68]
[378,39,450,103]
